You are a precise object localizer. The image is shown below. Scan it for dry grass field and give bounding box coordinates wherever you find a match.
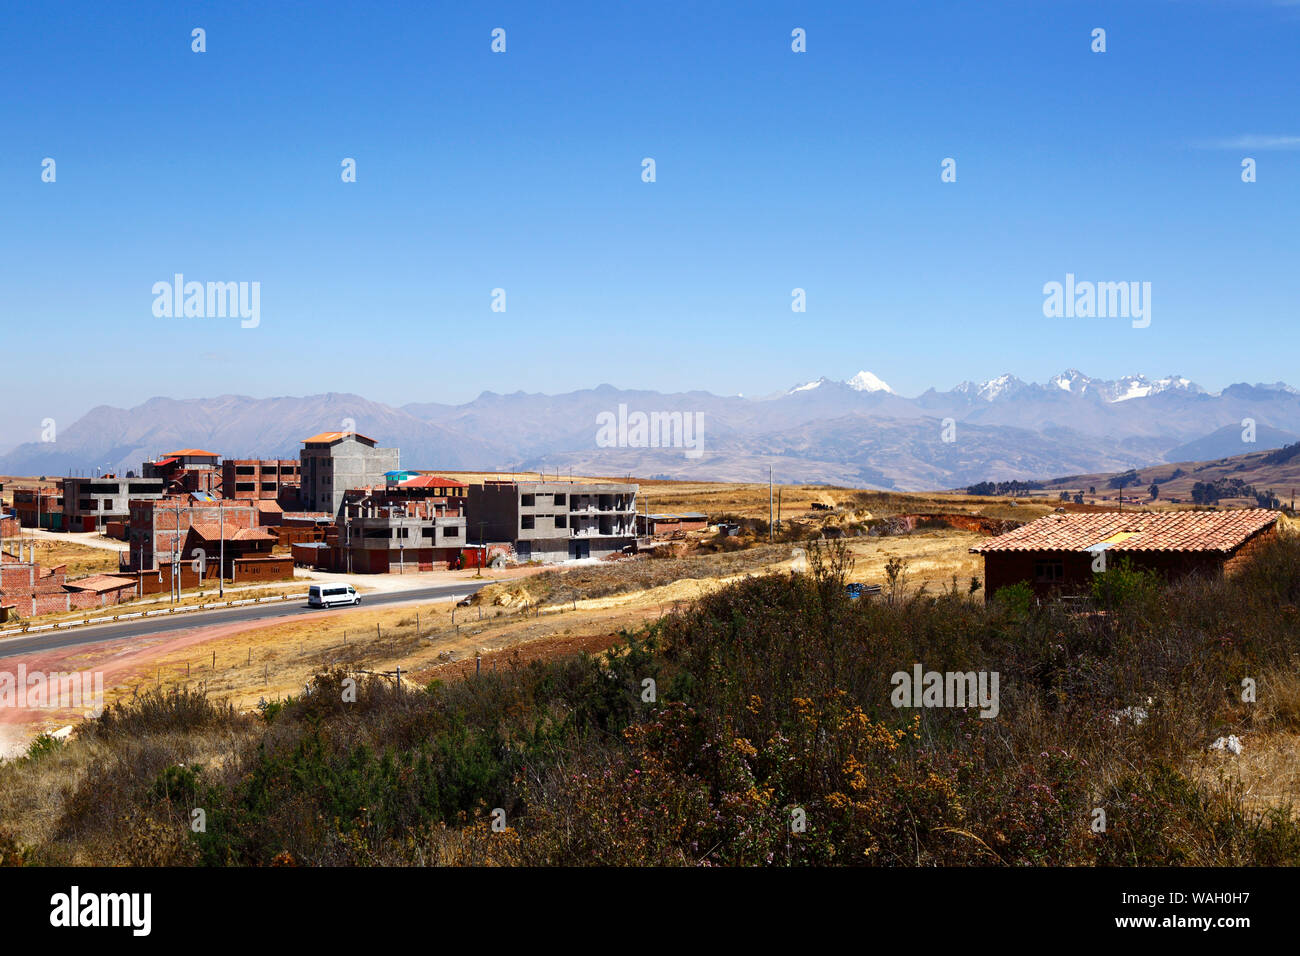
[76,525,985,720]
[1,537,120,577]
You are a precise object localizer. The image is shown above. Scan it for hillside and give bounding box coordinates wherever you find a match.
[1036,441,1300,507]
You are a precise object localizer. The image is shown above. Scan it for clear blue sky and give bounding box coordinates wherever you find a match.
[3,0,1298,448]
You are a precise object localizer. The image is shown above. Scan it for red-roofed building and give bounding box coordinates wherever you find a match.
[182,522,276,576]
[64,574,138,599]
[142,448,222,494]
[971,508,1280,599]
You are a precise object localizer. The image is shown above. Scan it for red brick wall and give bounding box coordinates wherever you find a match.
[291,543,330,568]
[273,526,325,547]
[125,562,220,596]
[222,460,300,500]
[232,556,293,582]
[1223,526,1278,575]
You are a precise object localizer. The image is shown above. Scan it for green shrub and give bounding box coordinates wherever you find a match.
[24,733,63,762]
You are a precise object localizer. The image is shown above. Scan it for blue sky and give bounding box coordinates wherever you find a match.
[2,0,1299,448]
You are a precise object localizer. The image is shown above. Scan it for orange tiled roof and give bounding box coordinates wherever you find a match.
[972,509,1278,554]
[66,574,137,593]
[167,449,219,457]
[303,431,374,444]
[188,523,275,542]
[399,475,468,489]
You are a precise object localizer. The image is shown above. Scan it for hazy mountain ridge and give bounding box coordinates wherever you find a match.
[5,371,1300,491]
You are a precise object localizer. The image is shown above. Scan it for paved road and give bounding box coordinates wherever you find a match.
[0,582,486,660]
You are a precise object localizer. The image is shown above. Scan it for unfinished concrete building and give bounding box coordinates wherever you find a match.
[61,476,167,532]
[468,480,638,561]
[325,498,467,573]
[299,432,400,516]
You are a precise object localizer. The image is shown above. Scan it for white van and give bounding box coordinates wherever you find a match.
[308,584,360,609]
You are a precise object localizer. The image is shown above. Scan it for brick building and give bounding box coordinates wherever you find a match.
[636,512,709,537]
[12,487,64,530]
[125,495,258,572]
[142,449,222,495]
[0,552,137,621]
[274,513,334,549]
[182,523,277,576]
[971,509,1280,600]
[221,459,302,509]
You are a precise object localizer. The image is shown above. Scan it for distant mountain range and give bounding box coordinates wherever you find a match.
[4,371,1299,491]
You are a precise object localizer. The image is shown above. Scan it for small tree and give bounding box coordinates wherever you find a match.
[883,556,909,605]
[1148,482,1159,500]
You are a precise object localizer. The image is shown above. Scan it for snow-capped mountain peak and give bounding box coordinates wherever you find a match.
[789,377,829,394]
[847,370,893,393]
[975,373,1026,402]
[786,371,894,396]
[1049,369,1098,394]
[1105,373,1203,403]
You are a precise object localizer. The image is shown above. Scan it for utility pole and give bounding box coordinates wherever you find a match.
[218,498,225,598]
[769,465,774,542]
[171,502,180,603]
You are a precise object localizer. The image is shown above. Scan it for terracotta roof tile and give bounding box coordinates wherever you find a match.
[66,574,137,593]
[972,509,1278,554]
[303,431,374,444]
[188,523,275,542]
[399,475,469,489]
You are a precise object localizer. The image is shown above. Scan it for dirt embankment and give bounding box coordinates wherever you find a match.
[890,513,1022,535]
